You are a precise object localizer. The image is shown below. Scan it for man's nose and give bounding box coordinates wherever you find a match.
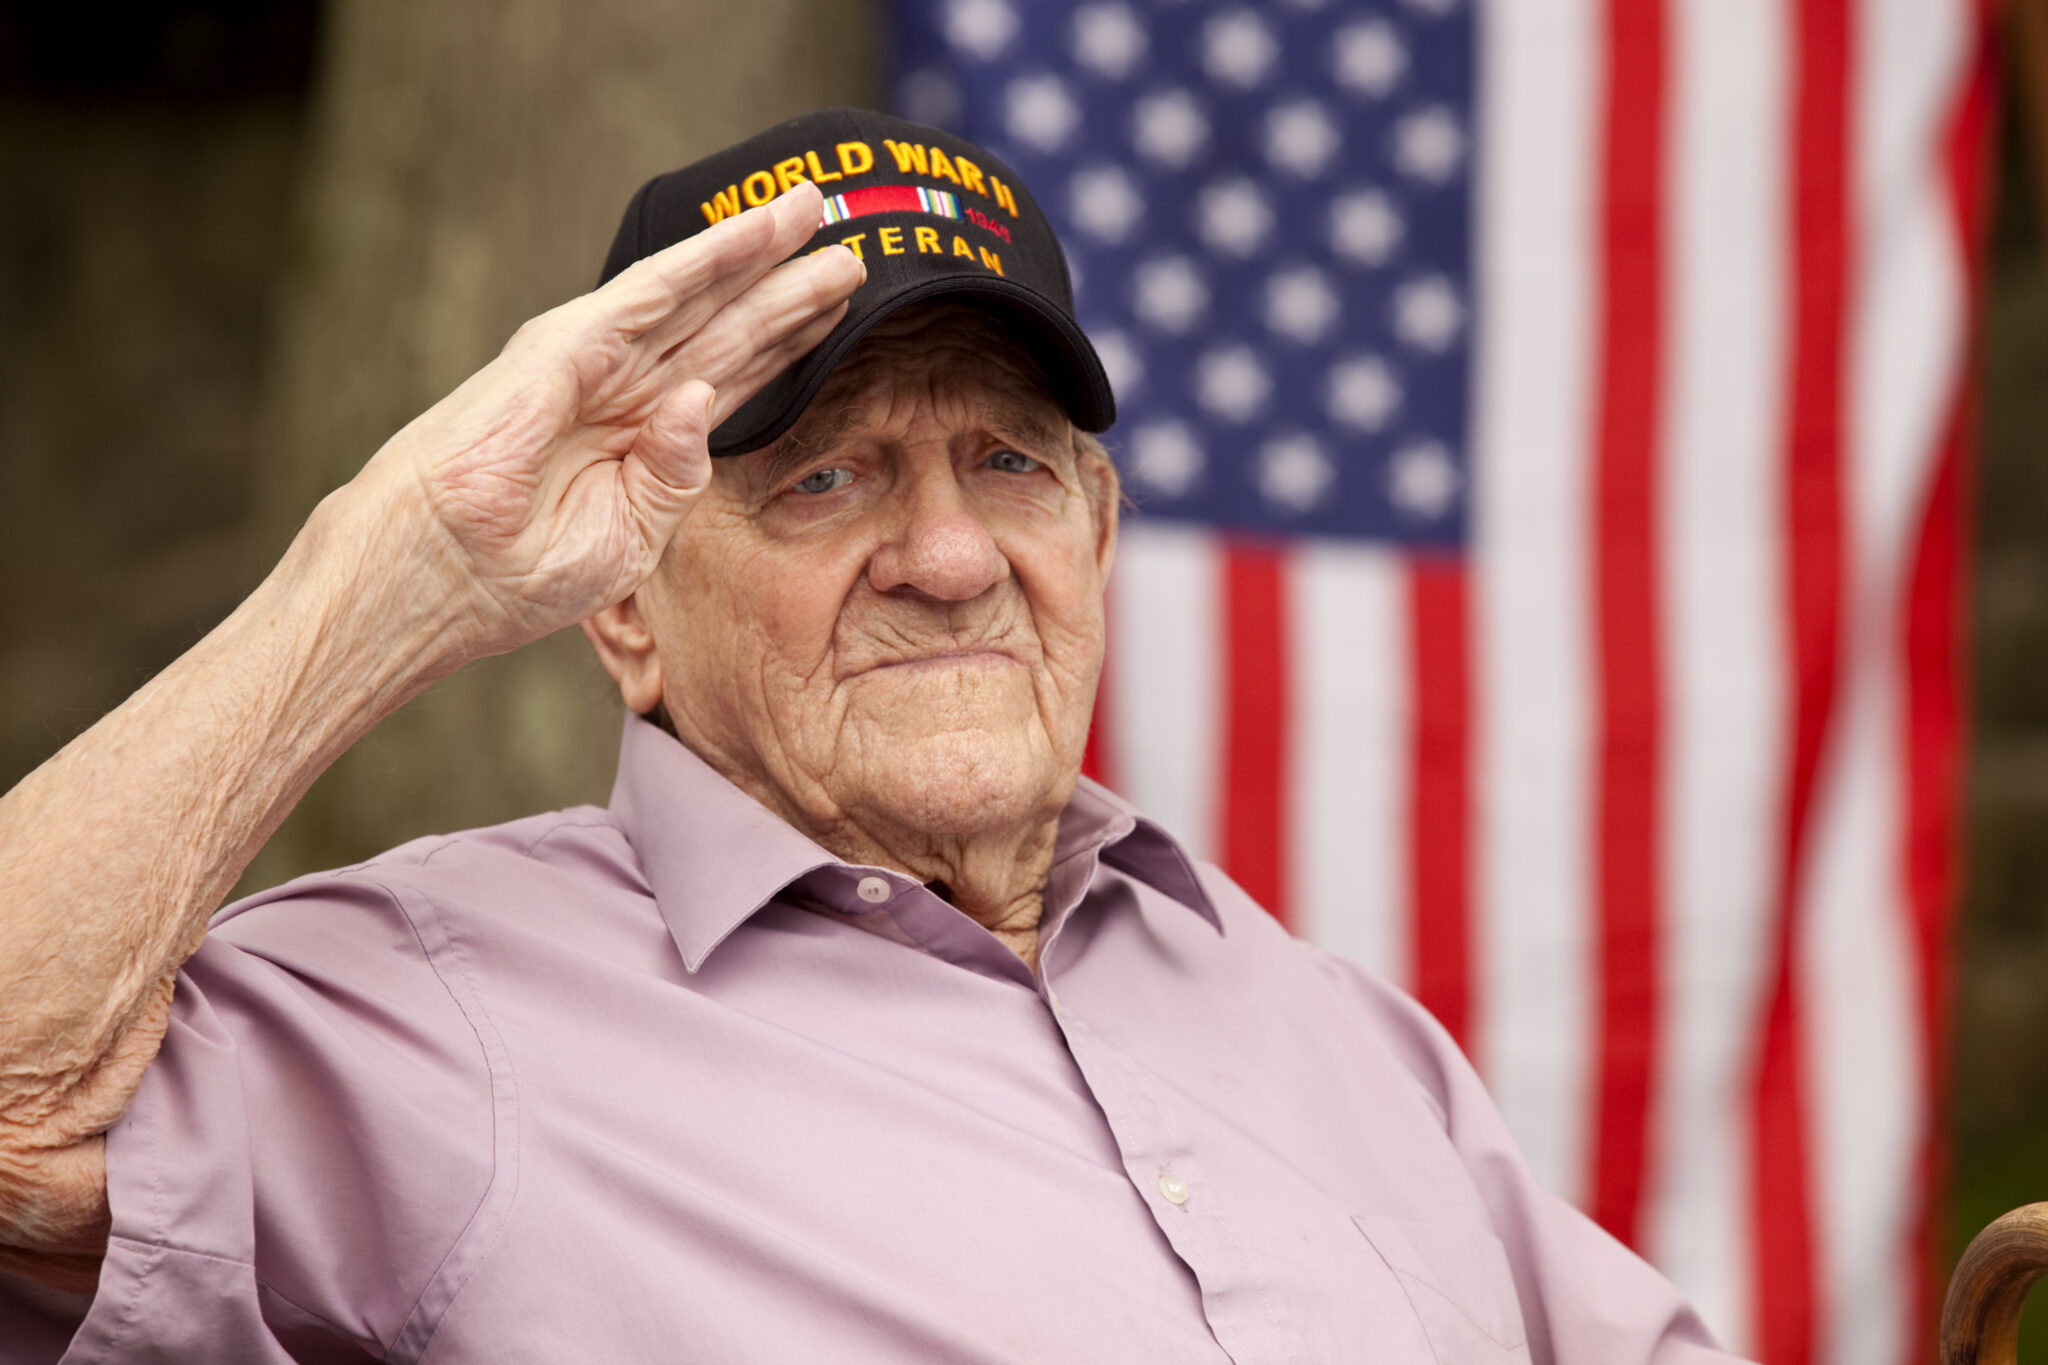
[865,466,1008,601]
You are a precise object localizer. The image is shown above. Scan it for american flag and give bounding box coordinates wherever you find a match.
[890,1,1992,1362]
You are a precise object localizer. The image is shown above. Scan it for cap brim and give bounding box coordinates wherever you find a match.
[707,275,1117,456]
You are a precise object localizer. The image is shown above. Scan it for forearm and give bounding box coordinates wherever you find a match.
[0,480,463,1212]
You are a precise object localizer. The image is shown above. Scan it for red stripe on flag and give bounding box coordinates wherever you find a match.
[1408,560,1472,1054]
[1222,542,1290,928]
[1754,0,1853,1357]
[1901,410,1968,1365]
[1903,12,1994,1357]
[1588,0,1667,1252]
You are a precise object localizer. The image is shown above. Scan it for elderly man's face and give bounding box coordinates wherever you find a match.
[622,305,1118,846]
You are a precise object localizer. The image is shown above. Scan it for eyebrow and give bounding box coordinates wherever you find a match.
[753,404,873,491]
[750,387,1071,492]
[975,397,1068,458]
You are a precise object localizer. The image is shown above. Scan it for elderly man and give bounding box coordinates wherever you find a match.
[0,110,1740,1363]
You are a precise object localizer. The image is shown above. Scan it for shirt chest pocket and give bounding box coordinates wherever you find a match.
[1353,1214,1533,1364]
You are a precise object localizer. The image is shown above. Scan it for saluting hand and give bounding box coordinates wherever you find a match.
[346,181,858,664]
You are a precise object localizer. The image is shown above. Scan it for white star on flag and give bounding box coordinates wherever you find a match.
[896,68,961,125]
[1258,432,1336,512]
[1265,266,1341,345]
[1393,106,1466,183]
[1133,255,1210,333]
[1334,20,1407,97]
[1265,99,1342,178]
[1325,354,1402,430]
[1073,3,1147,78]
[1089,328,1144,396]
[1387,438,1459,520]
[1392,275,1464,352]
[1196,178,1275,257]
[1328,189,1404,266]
[1197,344,1273,421]
[1201,10,1277,88]
[1132,89,1209,167]
[1129,420,1206,498]
[943,0,1017,59]
[1005,74,1080,152]
[1069,164,1143,242]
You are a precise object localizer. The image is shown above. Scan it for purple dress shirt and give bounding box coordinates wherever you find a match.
[5,717,1745,1364]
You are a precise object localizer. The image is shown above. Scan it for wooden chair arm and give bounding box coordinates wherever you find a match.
[1944,1203,2048,1365]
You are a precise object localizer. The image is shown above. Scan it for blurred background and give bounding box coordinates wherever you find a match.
[0,0,2043,1358]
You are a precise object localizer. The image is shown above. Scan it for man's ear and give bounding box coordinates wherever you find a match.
[1080,451,1120,579]
[580,592,666,715]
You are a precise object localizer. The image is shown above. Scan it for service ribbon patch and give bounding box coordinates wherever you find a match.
[819,185,961,226]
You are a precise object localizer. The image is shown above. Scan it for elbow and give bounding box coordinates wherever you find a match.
[0,1133,111,1292]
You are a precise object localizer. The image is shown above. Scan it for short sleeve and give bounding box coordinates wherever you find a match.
[53,872,505,1364]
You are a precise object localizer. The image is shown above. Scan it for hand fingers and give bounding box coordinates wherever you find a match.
[631,378,717,495]
[707,303,848,425]
[647,245,862,398]
[595,182,826,352]
[632,185,831,358]
[619,379,717,549]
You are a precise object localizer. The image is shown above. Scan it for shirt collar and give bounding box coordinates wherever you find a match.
[1052,775,1223,934]
[607,715,1223,973]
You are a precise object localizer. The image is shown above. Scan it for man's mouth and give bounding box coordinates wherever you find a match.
[864,647,1021,674]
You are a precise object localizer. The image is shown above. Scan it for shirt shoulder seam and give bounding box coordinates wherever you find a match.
[409,812,621,870]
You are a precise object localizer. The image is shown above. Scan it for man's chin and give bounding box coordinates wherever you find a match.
[843,727,1063,838]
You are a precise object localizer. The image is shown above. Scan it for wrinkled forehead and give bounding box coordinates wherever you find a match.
[772,302,1072,456]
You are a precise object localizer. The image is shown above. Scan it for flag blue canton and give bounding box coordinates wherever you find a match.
[889,0,1475,547]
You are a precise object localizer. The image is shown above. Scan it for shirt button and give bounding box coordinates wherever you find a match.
[1157,1172,1190,1206]
[855,875,893,905]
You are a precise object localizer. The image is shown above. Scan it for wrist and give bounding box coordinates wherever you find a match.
[235,480,480,748]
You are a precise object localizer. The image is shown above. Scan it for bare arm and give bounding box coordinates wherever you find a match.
[0,184,857,1291]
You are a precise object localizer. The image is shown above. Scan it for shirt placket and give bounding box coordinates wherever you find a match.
[1037,866,1311,1365]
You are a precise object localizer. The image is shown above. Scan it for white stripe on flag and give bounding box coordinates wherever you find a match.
[1644,0,1790,1349]
[1801,675,1917,1365]
[1107,523,1223,863]
[1472,0,1599,1205]
[1807,3,1971,1362]
[1290,544,1408,984]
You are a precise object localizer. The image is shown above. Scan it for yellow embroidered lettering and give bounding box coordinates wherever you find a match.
[954,156,989,197]
[991,176,1020,217]
[805,149,843,184]
[837,141,874,175]
[773,157,809,193]
[878,226,905,255]
[700,185,743,226]
[838,232,867,259]
[914,225,941,253]
[882,139,929,175]
[926,146,963,185]
[978,246,1003,275]
[741,170,778,207]
[952,235,976,258]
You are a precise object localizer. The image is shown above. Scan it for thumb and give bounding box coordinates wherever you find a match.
[621,378,717,541]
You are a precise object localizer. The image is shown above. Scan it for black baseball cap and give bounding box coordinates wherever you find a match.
[599,107,1116,456]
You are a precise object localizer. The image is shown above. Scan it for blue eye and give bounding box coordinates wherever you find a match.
[988,449,1043,474]
[794,468,853,494]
